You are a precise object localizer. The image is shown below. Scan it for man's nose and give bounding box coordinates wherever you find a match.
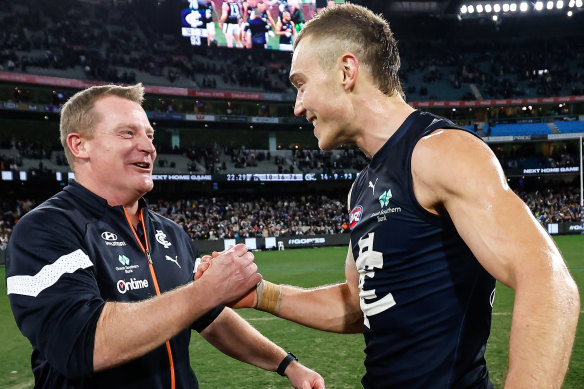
[293,93,305,117]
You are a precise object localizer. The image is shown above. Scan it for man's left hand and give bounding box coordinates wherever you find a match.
[285,361,326,389]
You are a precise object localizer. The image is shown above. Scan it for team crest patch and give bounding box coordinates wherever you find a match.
[349,205,363,230]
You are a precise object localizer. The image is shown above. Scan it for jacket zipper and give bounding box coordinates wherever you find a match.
[124,207,176,389]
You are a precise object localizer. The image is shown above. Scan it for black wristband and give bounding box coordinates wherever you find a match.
[276,352,298,376]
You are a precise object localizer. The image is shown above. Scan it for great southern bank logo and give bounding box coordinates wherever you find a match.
[378,189,392,208]
[118,255,130,266]
[117,278,149,294]
[349,205,363,230]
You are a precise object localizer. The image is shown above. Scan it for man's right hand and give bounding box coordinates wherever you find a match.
[195,247,258,308]
[194,244,262,306]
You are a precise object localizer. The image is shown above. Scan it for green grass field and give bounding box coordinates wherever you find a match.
[1,235,582,388]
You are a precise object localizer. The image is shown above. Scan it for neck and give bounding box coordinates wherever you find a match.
[124,203,141,229]
[352,92,415,158]
[75,175,142,222]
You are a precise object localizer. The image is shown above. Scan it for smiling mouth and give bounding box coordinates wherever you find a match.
[133,162,150,169]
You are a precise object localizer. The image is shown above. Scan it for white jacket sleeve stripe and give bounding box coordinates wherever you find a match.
[7,249,93,297]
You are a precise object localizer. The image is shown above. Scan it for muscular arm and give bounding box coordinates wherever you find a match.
[201,308,325,388]
[277,246,363,334]
[201,245,363,333]
[94,244,261,371]
[412,130,580,388]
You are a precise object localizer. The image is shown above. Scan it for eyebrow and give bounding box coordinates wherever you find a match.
[116,123,155,134]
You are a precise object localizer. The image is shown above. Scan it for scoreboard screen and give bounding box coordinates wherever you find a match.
[181,0,345,51]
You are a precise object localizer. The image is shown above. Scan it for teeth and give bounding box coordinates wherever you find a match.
[135,163,148,168]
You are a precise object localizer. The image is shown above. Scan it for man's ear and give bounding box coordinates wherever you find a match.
[67,133,89,160]
[340,53,359,91]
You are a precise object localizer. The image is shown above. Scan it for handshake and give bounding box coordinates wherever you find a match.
[194,244,282,314]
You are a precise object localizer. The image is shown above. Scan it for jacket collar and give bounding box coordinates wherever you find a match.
[63,180,148,216]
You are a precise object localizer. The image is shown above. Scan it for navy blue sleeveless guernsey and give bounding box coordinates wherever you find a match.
[348,110,495,389]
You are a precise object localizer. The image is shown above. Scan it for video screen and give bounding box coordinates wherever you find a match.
[181,0,345,51]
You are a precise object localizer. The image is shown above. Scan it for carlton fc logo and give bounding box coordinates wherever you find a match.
[155,230,172,249]
[349,205,363,230]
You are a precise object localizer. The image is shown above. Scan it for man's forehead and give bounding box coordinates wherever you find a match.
[290,39,311,72]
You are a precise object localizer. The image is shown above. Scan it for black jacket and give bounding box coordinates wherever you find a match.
[7,181,223,389]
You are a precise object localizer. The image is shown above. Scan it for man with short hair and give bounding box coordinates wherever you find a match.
[220,0,244,48]
[203,4,580,388]
[6,83,325,389]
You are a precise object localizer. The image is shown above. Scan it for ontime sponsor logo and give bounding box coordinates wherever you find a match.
[117,278,149,294]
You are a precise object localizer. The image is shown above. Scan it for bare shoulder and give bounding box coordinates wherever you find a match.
[411,129,506,212]
[413,129,494,172]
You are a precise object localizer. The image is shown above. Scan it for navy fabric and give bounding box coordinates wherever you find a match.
[7,181,223,389]
[348,111,495,389]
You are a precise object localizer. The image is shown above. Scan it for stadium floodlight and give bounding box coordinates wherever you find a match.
[494,3,502,12]
[493,14,499,20]
[576,0,582,6]
[568,9,573,14]
[547,0,554,9]
[461,4,467,13]
[520,2,529,11]
[510,3,517,11]
[568,0,574,6]
[556,0,564,8]
[535,1,544,10]
[485,3,493,12]
[503,3,510,11]
[468,4,475,13]
[476,4,484,12]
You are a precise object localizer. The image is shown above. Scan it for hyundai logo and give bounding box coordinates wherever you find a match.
[101,231,118,241]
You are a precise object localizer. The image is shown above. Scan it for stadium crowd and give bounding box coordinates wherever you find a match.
[1,137,370,175]
[1,187,581,250]
[0,0,293,92]
[3,136,580,176]
[1,0,583,100]
[517,186,584,225]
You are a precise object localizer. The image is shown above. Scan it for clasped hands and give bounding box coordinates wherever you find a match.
[194,244,259,308]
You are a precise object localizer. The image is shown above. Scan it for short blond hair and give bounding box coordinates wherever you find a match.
[59,83,145,168]
[294,3,403,98]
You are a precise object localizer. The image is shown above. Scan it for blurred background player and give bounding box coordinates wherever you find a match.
[288,0,305,32]
[275,10,296,51]
[199,0,220,46]
[220,0,244,48]
[244,1,273,50]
